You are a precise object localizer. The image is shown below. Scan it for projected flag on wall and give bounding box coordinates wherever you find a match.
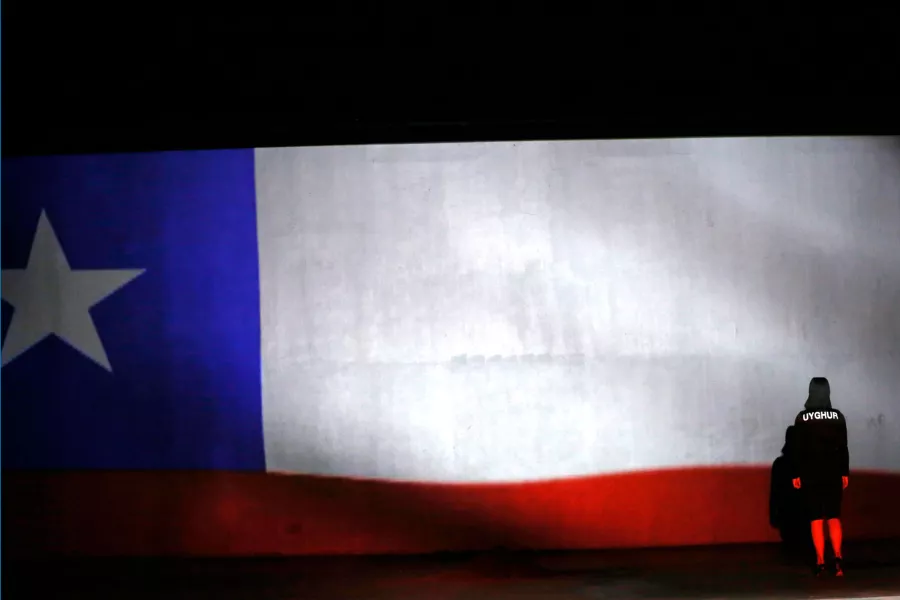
[2,151,265,470]
[3,138,900,555]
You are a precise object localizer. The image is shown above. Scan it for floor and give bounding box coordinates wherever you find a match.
[6,540,900,600]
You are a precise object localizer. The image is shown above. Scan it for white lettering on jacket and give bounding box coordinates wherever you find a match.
[802,411,839,421]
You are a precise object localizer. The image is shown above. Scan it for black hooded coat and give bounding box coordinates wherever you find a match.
[791,377,850,481]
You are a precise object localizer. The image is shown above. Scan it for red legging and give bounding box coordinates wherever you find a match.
[811,519,843,564]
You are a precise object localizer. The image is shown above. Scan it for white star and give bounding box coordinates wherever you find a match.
[1,211,145,371]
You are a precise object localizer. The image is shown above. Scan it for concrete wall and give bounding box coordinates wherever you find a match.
[255,138,900,482]
[4,137,900,556]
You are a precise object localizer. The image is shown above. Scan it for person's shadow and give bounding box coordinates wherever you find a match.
[769,425,812,563]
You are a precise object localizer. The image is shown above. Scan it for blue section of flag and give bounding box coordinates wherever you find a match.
[1,150,266,470]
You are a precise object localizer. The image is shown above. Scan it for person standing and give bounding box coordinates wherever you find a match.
[791,377,850,577]
[770,425,811,560]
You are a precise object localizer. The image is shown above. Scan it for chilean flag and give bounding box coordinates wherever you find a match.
[3,139,900,556]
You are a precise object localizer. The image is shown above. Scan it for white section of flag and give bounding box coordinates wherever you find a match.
[255,138,900,482]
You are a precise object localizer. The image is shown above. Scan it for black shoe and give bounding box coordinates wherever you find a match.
[834,557,844,577]
[814,563,827,577]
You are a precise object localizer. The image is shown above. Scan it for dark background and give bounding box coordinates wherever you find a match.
[3,2,900,570]
[3,5,899,157]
